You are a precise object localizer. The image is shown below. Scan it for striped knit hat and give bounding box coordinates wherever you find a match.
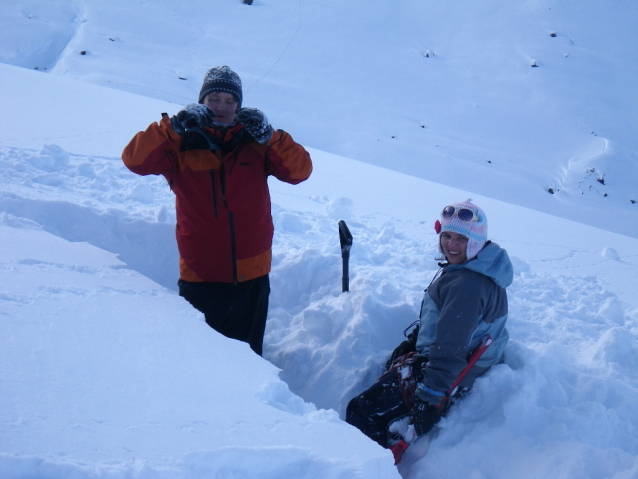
[435,199,488,261]
[198,66,243,107]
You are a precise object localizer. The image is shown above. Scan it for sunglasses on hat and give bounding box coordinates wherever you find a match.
[442,205,479,222]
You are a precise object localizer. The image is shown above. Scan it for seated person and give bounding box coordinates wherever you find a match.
[345,199,513,463]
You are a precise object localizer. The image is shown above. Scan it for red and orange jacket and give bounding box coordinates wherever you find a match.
[122,114,312,283]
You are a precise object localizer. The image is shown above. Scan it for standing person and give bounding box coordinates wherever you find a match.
[345,199,513,463]
[122,66,312,356]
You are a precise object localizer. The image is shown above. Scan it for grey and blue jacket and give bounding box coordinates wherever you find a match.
[415,241,513,396]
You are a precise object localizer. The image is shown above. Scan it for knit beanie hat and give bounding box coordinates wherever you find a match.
[435,199,488,261]
[198,66,243,107]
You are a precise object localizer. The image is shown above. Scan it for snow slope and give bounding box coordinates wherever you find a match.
[1,0,636,239]
[0,221,397,479]
[2,64,638,479]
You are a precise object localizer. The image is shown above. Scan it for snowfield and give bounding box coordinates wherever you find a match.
[2,0,636,238]
[1,1,638,478]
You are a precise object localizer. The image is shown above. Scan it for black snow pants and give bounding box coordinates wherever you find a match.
[345,369,411,448]
[346,363,472,448]
[178,275,270,356]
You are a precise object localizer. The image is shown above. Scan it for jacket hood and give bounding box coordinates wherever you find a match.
[447,241,514,288]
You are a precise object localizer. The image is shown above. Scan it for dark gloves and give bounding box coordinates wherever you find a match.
[411,382,447,437]
[170,103,215,136]
[236,107,274,145]
[411,398,442,437]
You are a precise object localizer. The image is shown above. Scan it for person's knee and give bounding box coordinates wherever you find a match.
[345,395,366,426]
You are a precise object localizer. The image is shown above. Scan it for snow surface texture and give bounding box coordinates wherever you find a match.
[0,0,636,239]
[2,66,638,479]
[1,1,638,478]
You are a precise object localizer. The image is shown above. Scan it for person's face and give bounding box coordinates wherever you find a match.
[203,91,238,125]
[440,231,468,265]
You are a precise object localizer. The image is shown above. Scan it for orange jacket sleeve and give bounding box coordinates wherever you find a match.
[264,129,313,184]
[121,114,181,177]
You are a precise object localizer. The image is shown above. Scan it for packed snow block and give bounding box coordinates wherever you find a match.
[325,197,354,220]
[589,327,638,370]
[0,223,400,479]
[182,447,398,479]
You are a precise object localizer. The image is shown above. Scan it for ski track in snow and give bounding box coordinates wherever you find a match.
[2,144,638,478]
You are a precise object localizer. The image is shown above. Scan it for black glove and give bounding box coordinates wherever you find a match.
[236,107,274,145]
[411,382,447,436]
[406,323,420,344]
[411,397,443,437]
[170,103,215,136]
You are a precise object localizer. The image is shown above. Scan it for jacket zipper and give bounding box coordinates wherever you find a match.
[210,161,238,285]
[209,170,218,218]
[220,164,239,285]
[228,211,238,285]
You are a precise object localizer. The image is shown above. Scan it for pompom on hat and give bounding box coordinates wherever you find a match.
[198,65,243,107]
[434,199,488,261]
